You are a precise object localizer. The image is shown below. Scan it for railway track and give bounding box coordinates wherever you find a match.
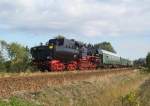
[0,68,135,98]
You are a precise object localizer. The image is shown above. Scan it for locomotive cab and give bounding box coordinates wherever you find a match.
[52,38,80,62]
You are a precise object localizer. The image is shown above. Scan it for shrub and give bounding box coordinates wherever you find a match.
[122,91,139,106]
[146,52,150,71]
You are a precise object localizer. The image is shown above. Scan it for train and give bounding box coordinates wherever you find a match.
[31,38,133,71]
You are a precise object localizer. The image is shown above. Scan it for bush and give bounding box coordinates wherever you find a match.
[122,91,139,106]
[0,62,6,72]
[146,52,150,70]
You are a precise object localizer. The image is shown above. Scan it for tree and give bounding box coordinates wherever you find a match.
[134,58,146,67]
[0,40,32,72]
[0,40,8,72]
[94,42,116,53]
[8,43,31,72]
[0,40,8,49]
[146,52,150,69]
[0,52,6,72]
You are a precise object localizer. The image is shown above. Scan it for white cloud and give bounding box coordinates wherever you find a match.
[0,0,150,37]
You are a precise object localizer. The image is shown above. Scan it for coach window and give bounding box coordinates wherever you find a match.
[66,45,68,48]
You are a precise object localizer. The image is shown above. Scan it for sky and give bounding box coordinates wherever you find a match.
[0,0,150,60]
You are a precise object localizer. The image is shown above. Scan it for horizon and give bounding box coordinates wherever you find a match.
[0,0,150,60]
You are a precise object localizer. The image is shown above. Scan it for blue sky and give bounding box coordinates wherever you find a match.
[0,0,150,60]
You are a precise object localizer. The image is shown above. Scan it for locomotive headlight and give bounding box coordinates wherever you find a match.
[49,45,53,49]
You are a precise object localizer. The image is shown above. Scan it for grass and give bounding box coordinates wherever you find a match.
[0,71,34,78]
[0,70,149,106]
[0,97,41,106]
[6,70,148,106]
[121,77,150,106]
[137,78,150,106]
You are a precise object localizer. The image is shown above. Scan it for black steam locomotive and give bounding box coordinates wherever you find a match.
[31,38,133,71]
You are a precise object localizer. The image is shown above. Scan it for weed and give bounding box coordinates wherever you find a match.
[0,97,41,106]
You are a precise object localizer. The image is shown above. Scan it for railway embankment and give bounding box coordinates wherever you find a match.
[0,69,149,106]
[0,68,132,98]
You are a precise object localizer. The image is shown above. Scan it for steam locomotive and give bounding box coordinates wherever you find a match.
[31,38,133,71]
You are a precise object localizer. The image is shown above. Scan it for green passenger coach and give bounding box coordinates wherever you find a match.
[97,49,133,67]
